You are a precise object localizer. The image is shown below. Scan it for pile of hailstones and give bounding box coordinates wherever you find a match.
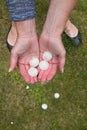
[28,51,53,77]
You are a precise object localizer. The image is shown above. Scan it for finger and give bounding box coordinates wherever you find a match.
[47,64,57,81]
[38,69,44,80]
[38,53,45,80]
[30,77,35,84]
[41,64,52,82]
[34,77,38,83]
[8,50,18,72]
[25,64,35,84]
[25,64,38,84]
[18,63,31,83]
[58,53,66,73]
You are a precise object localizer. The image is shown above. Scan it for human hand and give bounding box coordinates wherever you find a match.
[38,34,66,82]
[9,36,39,84]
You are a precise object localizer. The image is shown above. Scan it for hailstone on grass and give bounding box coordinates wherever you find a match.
[54,93,60,99]
[11,122,14,125]
[26,85,30,90]
[41,104,48,110]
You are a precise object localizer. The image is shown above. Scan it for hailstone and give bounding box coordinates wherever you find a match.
[11,122,14,125]
[28,67,38,77]
[39,60,49,70]
[26,85,30,90]
[43,51,52,61]
[54,93,60,99]
[29,57,39,67]
[41,104,48,110]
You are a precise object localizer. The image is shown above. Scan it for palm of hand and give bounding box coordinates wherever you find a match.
[38,36,66,82]
[12,37,39,64]
[10,37,39,84]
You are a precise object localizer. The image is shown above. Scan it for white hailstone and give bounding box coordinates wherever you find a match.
[43,51,52,61]
[26,85,30,90]
[29,57,39,67]
[41,104,48,110]
[11,122,14,125]
[39,60,49,70]
[28,67,38,77]
[54,93,60,99]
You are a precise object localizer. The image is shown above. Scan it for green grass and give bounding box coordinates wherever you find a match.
[0,0,87,130]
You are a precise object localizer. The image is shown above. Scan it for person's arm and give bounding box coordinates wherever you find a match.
[42,0,78,37]
[6,0,39,84]
[40,0,78,73]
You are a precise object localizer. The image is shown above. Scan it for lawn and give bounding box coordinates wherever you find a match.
[0,0,87,130]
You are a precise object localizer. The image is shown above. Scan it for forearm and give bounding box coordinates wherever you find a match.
[42,0,78,37]
[6,0,36,21]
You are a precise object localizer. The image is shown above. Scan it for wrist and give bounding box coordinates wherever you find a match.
[15,18,37,38]
[41,27,62,39]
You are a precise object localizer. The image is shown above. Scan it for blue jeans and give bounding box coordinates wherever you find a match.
[6,0,36,21]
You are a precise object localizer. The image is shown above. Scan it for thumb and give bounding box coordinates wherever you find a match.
[8,50,18,72]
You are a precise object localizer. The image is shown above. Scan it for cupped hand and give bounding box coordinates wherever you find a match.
[38,35,66,82]
[9,36,39,84]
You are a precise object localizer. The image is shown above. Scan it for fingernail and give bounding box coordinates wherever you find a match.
[61,68,64,73]
[8,68,12,72]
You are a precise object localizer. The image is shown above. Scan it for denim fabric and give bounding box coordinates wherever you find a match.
[6,0,36,21]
